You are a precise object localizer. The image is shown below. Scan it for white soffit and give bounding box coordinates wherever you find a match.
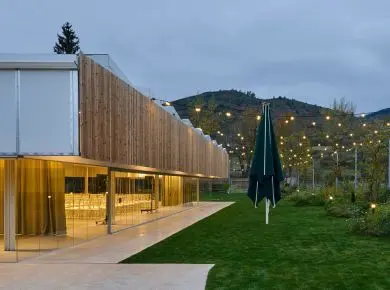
[0,53,78,69]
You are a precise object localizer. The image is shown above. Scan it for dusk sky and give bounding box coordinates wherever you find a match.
[1,0,390,112]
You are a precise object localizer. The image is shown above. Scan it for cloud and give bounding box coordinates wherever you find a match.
[1,0,390,112]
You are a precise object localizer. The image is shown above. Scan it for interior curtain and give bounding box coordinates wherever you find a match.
[17,159,66,235]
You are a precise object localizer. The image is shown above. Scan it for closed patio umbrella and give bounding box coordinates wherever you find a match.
[247,103,284,224]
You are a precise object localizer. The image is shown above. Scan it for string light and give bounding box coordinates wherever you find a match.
[195,107,201,112]
[349,133,353,137]
[290,116,295,121]
[299,143,302,146]
[257,115,261,120]
[361,113,366,118]
[312,121,316,126]
[285,120,289,124]
[374,130,378,134]
[326,116,331,120]
[338,123,342,127]
[363,123,367,127]
[217,131,221,134]
[220,133,224,136]
[326,135,329,139]
[303,136,306,139]
[237,133,241,137]
[280,142,284,145]
[241,137,244,140]
[225,112,232,117]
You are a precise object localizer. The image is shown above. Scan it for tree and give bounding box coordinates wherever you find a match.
[54,22,80,54]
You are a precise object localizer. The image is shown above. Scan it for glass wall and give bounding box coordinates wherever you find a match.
[0,159,18,262]
[111,173,199,232]
[0,158,108,262]
[1,158,200,262]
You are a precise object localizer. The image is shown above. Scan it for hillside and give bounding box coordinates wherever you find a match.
[367,108,390,120]
[172,90,326,120]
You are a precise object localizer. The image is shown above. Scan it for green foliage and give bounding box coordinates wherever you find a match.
[54,22,80,54]
[350,204,390,237]
[281,184,297,195]
[285,188,325,206]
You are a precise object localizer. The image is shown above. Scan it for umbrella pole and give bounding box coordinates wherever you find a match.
[254,181,258,208]
[265,199,270,224]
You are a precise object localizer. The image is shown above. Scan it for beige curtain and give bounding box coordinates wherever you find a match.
[0,160,4,234]
[17,159,66,235]
[162,176,183,206]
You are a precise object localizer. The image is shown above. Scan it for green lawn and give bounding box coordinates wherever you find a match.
[121,193,390,289]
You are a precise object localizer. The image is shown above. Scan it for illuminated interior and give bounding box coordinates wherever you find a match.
[0,158,199,262]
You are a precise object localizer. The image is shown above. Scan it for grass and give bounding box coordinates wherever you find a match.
[121,193,390,289]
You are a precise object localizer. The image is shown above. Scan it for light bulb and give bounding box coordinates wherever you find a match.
[338,123,342,127]
[326,116,330,120]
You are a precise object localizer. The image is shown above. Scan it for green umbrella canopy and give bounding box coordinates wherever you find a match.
[248,104,284,221]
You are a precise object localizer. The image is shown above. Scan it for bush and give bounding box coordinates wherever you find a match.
[281,184,298,196]
[285,189,325,206]
[324,200,367,218]
[349,203,390,237]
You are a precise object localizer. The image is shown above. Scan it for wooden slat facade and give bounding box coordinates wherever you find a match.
[79,55,228,179]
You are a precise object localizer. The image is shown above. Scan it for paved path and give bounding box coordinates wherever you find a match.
[0,264,215,290]
[1,201,233,289]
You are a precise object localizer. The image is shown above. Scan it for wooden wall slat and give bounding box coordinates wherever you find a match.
[79,55,228,178]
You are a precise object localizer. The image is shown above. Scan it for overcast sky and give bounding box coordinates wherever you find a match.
[1,0,390,112]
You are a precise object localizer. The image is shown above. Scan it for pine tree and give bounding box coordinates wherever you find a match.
[54,22,80,54]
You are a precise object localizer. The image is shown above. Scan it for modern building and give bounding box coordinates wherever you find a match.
[0,53,229,262]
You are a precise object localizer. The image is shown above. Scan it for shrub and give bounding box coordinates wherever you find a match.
[349,203,390,237]
[285,189,325,206]
[324,200,367,218]
[281,184,298,196]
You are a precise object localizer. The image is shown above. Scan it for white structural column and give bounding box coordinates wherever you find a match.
[4,159,17,251]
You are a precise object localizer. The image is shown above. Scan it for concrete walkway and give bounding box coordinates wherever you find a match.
[1,201,233,289]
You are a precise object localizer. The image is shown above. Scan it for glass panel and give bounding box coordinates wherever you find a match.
[0,159,17,262]
[10,159,107,262]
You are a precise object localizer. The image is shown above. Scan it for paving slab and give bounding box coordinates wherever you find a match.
[0,263,214,290]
